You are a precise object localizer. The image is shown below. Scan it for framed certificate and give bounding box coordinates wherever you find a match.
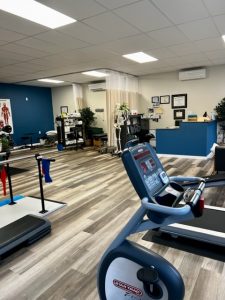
[171,94,187,108]
[60,106,68,113]
[174,109,185,120]
[160,95,170,104]
[151,96,160,107]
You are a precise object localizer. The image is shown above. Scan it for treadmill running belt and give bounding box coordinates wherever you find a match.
[181,208,225,232]
[143,230,225,262]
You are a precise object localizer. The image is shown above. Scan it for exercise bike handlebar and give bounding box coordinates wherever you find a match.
[141,179,205,217]
[169,176,205,183]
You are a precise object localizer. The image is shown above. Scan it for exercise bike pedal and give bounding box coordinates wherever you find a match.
[137,267,163,299]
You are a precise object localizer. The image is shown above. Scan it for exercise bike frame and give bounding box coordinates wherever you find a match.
[97,177,205,300]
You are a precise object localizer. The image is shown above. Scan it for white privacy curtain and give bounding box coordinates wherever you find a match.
[105,71,139,146]
[72,83,83,112]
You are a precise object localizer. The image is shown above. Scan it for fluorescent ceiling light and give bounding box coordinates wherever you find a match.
[38,79,64,84]
[222,35,225,42]
[0,0,76,29]
[123,52,158,63]
[82,70,109,78]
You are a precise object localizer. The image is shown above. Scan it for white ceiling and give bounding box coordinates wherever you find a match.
[0,0,225,86]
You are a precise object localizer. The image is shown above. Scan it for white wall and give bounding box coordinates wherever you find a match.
[83,85,107,133]
[139,65,225,129]
[51,84,107,132]
[51,85,74,120]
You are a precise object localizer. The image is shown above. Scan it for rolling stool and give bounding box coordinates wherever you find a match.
[21,133,35,149]
[21,136,30,148]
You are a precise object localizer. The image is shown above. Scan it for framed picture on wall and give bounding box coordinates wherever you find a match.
[151,96,160,106]
[60,106,68,114]
[174,109,185,120]
[171,94,187,108]
[160,95,170,104]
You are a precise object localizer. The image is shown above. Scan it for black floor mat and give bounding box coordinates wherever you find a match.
[8,167,28,176]
[143,231,225,262]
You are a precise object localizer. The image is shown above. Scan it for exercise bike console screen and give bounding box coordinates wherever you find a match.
[122,143,183,206]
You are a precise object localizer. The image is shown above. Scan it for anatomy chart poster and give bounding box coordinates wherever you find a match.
[0,99,14,133]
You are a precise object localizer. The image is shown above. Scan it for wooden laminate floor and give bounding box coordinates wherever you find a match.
[0,148,224,300]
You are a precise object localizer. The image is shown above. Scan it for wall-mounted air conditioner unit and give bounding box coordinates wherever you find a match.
[179,68,206,81]
[88,82,106,92]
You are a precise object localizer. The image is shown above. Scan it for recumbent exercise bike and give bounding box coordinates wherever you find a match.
[97,141,205,300]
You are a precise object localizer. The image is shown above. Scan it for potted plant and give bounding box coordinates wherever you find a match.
[0,135,9,152]
[79,107,95,145]
[214,98,225,143]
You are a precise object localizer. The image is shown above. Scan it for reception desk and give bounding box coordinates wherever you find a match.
[156,121,217,156]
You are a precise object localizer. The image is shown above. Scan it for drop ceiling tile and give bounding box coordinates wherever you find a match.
[0,65,30,76]
[114,0,171,32]
[146,47,176,59]
[213,15,225,34]
[164,53,210,65]
[0,40,7,46]
[195,37,225,51]
[203,0,225,16]
[58,22,113,44]
[96,0,140,9]
[0,11,48,35]
[0,57,21,67]
[35,31,90,49]
[6,73,45,83]
[147,26,189,47]
[102,34,161,55]
[0,28,26,42]
[187,60,212,67]
[152,0,209,25]
[204,49,225,60]
[29,56,78,68]
[0,50,33,62]
[38,0,106,20]
[16,37,65,54]
[83,11,139,39]
[63,46,115,61]
[178,18,220,41]
[0,43,50,58]
[53,73,89,83]
[10,62,47,72]
[209,58,225,65]
[168,43,204,56]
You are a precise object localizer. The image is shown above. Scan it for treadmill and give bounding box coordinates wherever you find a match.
[122,141,225,247]
[0,215,51,259]
[160,175,225,246]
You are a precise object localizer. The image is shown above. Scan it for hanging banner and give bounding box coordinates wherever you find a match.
[0,99,14,133]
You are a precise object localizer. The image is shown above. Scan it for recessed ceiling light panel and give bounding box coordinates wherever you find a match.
[222,35,225,42]
[37,79,64,83]
[0,0,76,29]
[82,71,109,77]
[123,52,158,63]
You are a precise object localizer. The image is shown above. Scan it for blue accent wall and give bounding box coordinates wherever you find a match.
[0,83,54,145]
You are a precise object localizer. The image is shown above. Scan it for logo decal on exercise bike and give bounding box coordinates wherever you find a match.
[113,279,143,296]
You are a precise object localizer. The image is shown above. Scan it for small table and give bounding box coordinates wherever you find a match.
[21,133,35,148]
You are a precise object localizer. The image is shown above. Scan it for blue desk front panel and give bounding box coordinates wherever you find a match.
[156,121,217,156]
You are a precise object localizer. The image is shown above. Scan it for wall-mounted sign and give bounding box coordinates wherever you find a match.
[0,99,14,133]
